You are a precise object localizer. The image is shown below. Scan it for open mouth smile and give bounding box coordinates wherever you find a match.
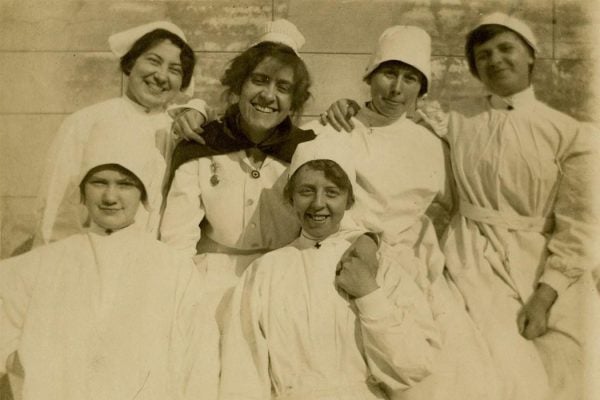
[306,213,330,223]
[145,80,167,94]
[253,103,278,113]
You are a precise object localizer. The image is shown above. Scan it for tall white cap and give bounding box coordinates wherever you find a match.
[469,12,538,54]
[363,25,431,92]
[79,118,165,211]
[288,133,355,188]
[108,20,188,57]
[253,19,305,54]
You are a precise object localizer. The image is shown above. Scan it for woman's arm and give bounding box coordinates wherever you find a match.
[0,251,42,375]
[518,123,600,339]
[340,248,439,393]
[160,161,205,258]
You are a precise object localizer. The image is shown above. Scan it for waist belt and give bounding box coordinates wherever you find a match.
[196,234,270,256]
[459,200,554,233]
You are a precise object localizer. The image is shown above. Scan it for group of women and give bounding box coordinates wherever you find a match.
[0,11,598,400]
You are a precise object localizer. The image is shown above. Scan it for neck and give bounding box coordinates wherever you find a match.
[125,91,163,114]
[239,117,273,144]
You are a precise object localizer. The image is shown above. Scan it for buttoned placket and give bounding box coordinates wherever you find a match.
[239,153,274,248]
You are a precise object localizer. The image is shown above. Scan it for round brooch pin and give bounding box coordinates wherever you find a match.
[250,170,260,179]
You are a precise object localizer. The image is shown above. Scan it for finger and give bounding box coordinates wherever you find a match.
[326,109,343,132]
[180,119,206,144]
[348,100,360,116]
[331,104,353,133]
[319,112,329,126]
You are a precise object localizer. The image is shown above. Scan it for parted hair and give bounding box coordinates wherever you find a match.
[284,160,355,208]
[221,41,312,116]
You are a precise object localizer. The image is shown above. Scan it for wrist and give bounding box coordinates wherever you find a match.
[534,283,558,309]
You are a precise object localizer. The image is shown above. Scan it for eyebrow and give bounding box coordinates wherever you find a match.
[146,51,182,66]
[252,72,293,86]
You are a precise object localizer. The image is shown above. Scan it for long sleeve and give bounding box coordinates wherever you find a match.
[219,264,271,400]
[0,251,41,374]
[539,123,600,294]
[160,160,205,258]
[354,247,439,394]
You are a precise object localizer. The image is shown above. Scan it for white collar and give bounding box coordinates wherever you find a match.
[88,221,137,237]
[122,94,166,115]
[488,86,536,110]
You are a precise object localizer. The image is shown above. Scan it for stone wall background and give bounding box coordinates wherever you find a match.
[1,0,599,257]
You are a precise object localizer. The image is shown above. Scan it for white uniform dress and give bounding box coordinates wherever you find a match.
[220,229,440,400]
[442,87,600,400]
[304,111,501,400]
[33,96,205,244]
[0,224,214,400]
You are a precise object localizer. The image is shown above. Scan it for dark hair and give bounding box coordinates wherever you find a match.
[80,164,147,203]
[120,29,196,89]
[221,41,312,116]
[465,24,535,78]
[365,60,428,97]
[284,160,355,208]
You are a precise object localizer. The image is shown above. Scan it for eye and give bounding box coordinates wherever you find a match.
[403,74,419,84]
[118,180,137,188]
[145,55,161,65]
[383,69,396,79]
[475,50,489,61]
[169,65,183,76]
[277,82,292,93]
[326,188,341,198]
[296,187,314,196]
[250,73,269,85]
[87,179,107,187]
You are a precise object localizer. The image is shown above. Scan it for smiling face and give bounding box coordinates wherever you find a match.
[290,165,350,241]
[238,56,295,142]
[83,166,143,231]
[368,61,423,119]
[473,30,534,97]
[125,39,184,111]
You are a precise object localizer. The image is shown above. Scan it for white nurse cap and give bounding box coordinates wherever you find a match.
[108,20,188,57]
[253,19,306,54]
[288,133,356,188]
[363,25,431,93]
[79,117,164,210]
[469,12,538,54]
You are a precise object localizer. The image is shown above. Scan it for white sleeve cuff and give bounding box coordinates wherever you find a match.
[538,268,572,295]
[167,98,208,119]
[355,288,395,320]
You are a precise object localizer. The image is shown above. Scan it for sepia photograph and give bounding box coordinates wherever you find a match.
[1,0,599,399]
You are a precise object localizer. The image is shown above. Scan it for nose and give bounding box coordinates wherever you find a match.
[101,185,118,204]
[311,191,326,209]
[390,77,403,95]
[260,83,276,102]
[153,65,168,83]
[488,49,502,66]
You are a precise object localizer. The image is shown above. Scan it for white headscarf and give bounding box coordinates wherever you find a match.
[363,25,432,93]
[288,133,356,188]
[468,12,538,54]
[79,118,164,211]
